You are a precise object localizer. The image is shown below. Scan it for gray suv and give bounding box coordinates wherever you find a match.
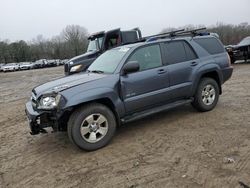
[25,29,233,151]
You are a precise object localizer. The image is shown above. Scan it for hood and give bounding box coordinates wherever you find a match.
[70,50,98,63]
[33,73,107,97]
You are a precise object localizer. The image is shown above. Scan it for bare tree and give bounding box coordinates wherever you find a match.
[62,25,88,56]
[1,23,250,64]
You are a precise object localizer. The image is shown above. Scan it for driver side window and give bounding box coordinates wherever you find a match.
[128,45,162,71]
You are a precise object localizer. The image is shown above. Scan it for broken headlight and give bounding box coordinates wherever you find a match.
[38,94,62,110]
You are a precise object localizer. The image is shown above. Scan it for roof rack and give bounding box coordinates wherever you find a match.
[174,27,207,36]
[145,27,207,42]
[144,29,184,39]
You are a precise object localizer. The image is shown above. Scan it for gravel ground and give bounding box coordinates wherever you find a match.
[0,65,250,188]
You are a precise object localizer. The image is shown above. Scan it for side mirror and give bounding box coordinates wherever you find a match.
[123,61,140,75]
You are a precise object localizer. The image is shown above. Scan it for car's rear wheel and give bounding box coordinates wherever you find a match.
[67,103,116,151]
[192,77,219,112]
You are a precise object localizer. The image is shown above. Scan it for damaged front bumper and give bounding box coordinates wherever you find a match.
[25,101,57,135]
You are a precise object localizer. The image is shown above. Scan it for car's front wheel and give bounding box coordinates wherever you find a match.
[67,103,117,151]
[192,77,219,112]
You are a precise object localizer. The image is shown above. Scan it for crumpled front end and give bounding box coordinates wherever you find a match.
[25,101,58,135]
[25,90,68,135]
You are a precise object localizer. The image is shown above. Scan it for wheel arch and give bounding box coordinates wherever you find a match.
[200,71,222,94]
[59,97,122,131]
[192,69,222,96]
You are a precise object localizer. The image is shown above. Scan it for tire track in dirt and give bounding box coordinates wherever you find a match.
[1,65,250,187]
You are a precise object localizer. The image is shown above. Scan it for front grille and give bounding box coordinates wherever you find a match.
[31,92,38,108]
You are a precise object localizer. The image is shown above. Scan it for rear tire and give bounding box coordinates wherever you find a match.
[67,103,117,151]
[192,78,219,112]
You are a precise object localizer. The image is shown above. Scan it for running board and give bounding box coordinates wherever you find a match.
[121,99,193,124]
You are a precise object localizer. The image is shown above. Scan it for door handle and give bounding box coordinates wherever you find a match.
[157,69,166,74]
[191,62,198,66]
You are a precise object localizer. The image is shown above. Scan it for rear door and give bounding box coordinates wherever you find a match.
[162,40,198,99]
[120,44,170,113]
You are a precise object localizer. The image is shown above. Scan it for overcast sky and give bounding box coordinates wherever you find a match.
[0,0,249,41]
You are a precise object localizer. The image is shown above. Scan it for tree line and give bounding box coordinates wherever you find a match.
[0,25,88,64]
[1,23,250,64]
[161,22,250,45]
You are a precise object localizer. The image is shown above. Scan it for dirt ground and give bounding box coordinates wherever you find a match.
[0,65,250,188]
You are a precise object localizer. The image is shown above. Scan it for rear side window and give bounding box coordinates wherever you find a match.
[163,41,197,64]
[183,42,197,61]
[194,37,225,55]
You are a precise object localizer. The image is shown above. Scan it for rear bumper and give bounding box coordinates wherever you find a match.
[222,66,233,83]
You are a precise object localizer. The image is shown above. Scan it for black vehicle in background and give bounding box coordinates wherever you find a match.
[33,59,48,69]
[47,60,58,67]
[64,28,142,75]
[225,37,250,63]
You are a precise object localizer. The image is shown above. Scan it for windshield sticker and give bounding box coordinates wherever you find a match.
[119,47,130,52]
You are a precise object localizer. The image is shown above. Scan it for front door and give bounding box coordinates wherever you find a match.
[120,44,170,113]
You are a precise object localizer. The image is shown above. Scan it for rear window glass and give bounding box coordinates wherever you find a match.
[194,38,225,55]
[163,41,197,64]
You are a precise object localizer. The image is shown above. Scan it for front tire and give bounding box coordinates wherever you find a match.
[192,78,219,112]
[67,103,117,151]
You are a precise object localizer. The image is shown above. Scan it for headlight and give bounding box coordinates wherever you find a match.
[38,94,61,110]
[70,65,82,72]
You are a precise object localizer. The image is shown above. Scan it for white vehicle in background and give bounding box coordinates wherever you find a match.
[55,59,62,66]
[0,63,4,72]
[2,63,19,72]
[19,62,33,70]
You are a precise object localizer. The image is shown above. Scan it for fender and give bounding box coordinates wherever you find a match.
[63,87,125,117]
[191,63,223,96]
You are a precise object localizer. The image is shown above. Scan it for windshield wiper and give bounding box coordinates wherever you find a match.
[87,70,104,74]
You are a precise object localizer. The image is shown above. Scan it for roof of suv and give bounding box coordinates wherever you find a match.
[118,35,218,49]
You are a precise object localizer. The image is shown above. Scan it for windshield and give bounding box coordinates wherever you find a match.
[238,37,250,46]
[88,47,130,74]
[87,37,104,52]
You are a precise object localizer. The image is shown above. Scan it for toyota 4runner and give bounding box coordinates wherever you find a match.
[25,28,233,151]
